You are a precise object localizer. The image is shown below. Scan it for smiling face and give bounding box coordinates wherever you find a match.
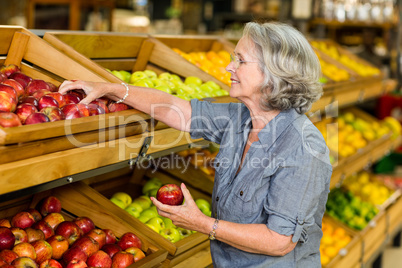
[226,36,265,105]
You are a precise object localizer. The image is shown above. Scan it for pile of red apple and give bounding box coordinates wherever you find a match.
[0,64,132,128]
[0,196,146,268]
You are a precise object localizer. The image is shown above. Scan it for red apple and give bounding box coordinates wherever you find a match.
[116,233,141,251]
[0,112,21,128]
[11,256,38,268]
[42,213,64,231]
[11,212,35,229]
[19,96,39,109]
[62,245,88,264]
[61,104,84,119]
[0,257,6,266]
[32,89,52,100]
[24,209,42,223]
[86,229,106,249]
[9,72,32,89]
[103,229,117,245]
[156,184,184,206]
[10,228,28,245]
[15,103,37,124]
[73,217,95,235]
[55,221,81,245]
[0,219,11,228]
[65,259,87,268]
[31,240,52,264]
[111,251,133,268]
[87,250,112,268]
[40,107,64,122]
[46,93,65,108]
[0,64,20,78]
[2,79,24,100]
[0,72,7,82]
[101,244,121,259]
[38,95,59,110]
[72,236,99,257]
[91,99,109,113]
[38,196,62,217]
[108,103,129,113]
[26,79,51,96]
[0,91,17,112]
[68,90,85,100]
[39,259,63,268]
[0,227,15,250]
[0,84,17,101]
[25,112,50,125]
[25,228,45,243]
[88,103,105,116]
[124,247,145,262]
[32,220,54,240]
[0,249,19,264]
[46,82,58,93]
[76,104,89,117]
[12,242,36,259]
[63,94,81,105]
[46,235,68,260]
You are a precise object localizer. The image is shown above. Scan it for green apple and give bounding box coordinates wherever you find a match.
[151,78,167,87]
[132,78,153,88]
[170,74,182,83]
[125,202,143,218]
[176,93,191,101]
[161,217,176,229]
[130,71,148,83]
[187,83,202,92]
[119,70,132,83]
[160,228,181,243]
[142,178,162,195]
[144,69,157,78]
[204,81,221,91]
[195,199,211,215]
[158,72,173,81]
[200,83,214,93]
[110,197,126,209]
[146,217,165,233]
[185,76,203,86]
[213,90,229,97]
[177,228,192,239]
[155,85,172,94]
[132,196,152,210]
[112,70,126,81]
[111,192,132,207]
[147,188,159,198]
[138,215,151,223]
[146,223,160,233]
[140,207,159,219]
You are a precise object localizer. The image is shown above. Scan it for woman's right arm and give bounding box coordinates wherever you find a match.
[58,80,192,132]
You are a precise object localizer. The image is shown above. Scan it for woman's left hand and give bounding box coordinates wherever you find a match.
[151,183,209,232]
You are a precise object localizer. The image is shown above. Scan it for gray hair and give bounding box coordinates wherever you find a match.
[243,21,322,114]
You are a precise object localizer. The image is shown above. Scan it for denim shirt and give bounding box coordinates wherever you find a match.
[190,99,332,268]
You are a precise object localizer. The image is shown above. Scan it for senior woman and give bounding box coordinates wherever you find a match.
[59,21,332,267]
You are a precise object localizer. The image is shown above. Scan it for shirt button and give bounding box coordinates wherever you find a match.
[240,191,243,196]
[216,196,219,201]
[216,162,220,167]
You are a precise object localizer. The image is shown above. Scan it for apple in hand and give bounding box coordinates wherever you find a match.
[11,212,35,229]
[55,221,81,245]
[117,233,142,251]
[11,256,38,268]
[25,228,45,243]
[124,247,145,262]
[31,240,52,264]
[25,112,50,125]
[156,184,184,206]
[111,251,134,268]
[0,227,16,250]
[63,93,81,105]
[0,112,22,128]
[0,249,19,264]
[13,242,36,259]
[43,213,64,230]
[32,220,54,240]
[73,217,95,235]
[101,244,121,259]
[71,236,99,257]
[10,228,28,245]
[46,235,69,260]
[86,229,106,249]
[103,229,117,245]
[39,259,63,268]
[0,91,17,112]
[86,250,112,268]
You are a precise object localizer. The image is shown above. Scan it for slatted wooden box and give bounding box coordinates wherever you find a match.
[81,165,212,261]
[0,182,168,267]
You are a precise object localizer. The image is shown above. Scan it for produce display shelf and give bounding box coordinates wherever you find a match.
[0,183,168,268]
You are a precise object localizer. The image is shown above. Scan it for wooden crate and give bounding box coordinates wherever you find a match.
[84,165,211,257]
[43,32,232,92]
[0,26,150,153]
[0,183,168,268]
[361,211,387,263]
